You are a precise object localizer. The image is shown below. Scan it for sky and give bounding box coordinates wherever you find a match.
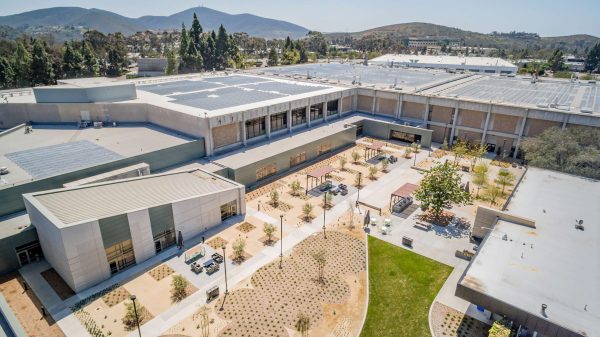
[2,0,599,37]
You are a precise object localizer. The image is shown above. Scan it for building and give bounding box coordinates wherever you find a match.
[137,58,168,77]
[457,168,600,337]
[1,66,600,292]
[563,55,586,72]
[23,169,245,292]
[407,37,460,49]
[370,54,518,74]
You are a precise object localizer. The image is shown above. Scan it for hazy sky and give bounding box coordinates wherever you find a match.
[3,0,599,37]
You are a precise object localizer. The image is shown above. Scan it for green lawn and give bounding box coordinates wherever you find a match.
[360,236,453,337]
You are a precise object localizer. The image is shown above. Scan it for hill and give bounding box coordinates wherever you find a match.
[0,6,309,40]
[327,22,600,51]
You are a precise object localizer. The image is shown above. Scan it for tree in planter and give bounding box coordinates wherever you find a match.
[403,147,412,159]
[270,190,280,207]
[263,222,276,244]
[302,202,314,221]
[411,142,421,153]
[295,313,311,337]
[414,161,472,220]
[381,157,390,172]
[311,250,326,283]
[322,192,333,209]
[495,169,516,195]
[354,172,363,189]
[198,306,210,337]
[339,156,348,171]
[123,299,146,330]
[289,180,302,196]
[471,162,489,198]
[368,165,378,180]
[232,237,246,262]
[468,143,488,170]
[351,150,361,164]
[171,274,189,302]
[452,139,469,165]
[483,183,502,206]
[346,201,356,230]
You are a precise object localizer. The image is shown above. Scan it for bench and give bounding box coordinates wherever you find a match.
[402,236,413,247]
[414,221,432,231]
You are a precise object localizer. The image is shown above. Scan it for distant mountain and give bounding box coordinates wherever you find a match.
[0,6,309,40]
[327,22,600,51]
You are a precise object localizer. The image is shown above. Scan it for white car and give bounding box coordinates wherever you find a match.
[0,167,9,175]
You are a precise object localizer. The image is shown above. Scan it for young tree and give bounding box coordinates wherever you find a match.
[468,143,488,170]
[414,161,472,220]
[411,142,421,153]
[123,299,146,330]
[295,313,310,337]
[339,156,347,171]
[267,47,278,66]
[289,180,302,196]
[263,222,276,244]
[30,40,54,85]
[270,190,280,207]
[483,184,502,206]
[232,237,246,262]
[452,140,469,165]
[198,306,210,337]
[472,162,489,198]
[346,201,356,230]
[354,172,363,189]
[165,47,179,75]
[495,169,516,195]
[368,165,378,180]
[323,192,333,209]
[171,274,189,302]
[311,250,326,283]
[302,202,314,221]
[381,158,390,172]
[351,150,360,164]
[403,147,412,159]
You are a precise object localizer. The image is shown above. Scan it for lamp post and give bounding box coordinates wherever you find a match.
[355,172,362,207]
[222,245,228,295]
[279,214,283,269]
[130,295,142,337]
[322,192,328,239]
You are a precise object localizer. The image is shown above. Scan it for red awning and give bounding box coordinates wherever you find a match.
[391,183,418,198]
[367,142,385,150]
[307,165,335,179]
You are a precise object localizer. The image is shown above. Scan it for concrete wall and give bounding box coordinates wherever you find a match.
[524,118,562,137]
[0,139,206,217]
[361,119,433,147]
[471,206,535,238]
[33,83,137,103]
[357,95,373,112]
[458,109,486,129]
[430,105,453,123]
[212,123,241,149]
[233,126,357,187]
[377,98,397,117]
[127,209,155,264]
[402,101,425,120]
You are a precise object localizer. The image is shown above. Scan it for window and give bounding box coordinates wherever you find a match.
[256,163,277,181]
[390,130,421,143]
[310,103,323,121]
[292,107,306,126]
[245,117,266,139]
[220,200,238,221]
[327,100,338,116]
[270,112,288,132]
[290,151,306,167]
[105,239,136,274]
[317,143,332,155]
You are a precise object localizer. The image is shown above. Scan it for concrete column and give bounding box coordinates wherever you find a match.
[337,94,342,117]
[266,108,272,139]
[480,104,492,145]
[397,94,404,119]
[241,113,247,146]
[205,118,214,157]
[323,101,328,121]
[371,91,377,115]
[306,103,311,128]
[287,104,292,133]
[352,92,358,111]
[423,97,431,125]
[513,109,529,159]
[561,114,569,129]
[449,102,459,145]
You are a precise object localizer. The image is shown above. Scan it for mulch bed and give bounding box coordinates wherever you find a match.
[206,237,229,250]
[101,286,131,307]
[148,264,175,282]
[236,222,256,233]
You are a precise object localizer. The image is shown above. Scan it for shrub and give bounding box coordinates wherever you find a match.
[351,150,361,164]
[123,300,146,330]
[368,166,378,180]
[339,156,347,171]
[263,222,276,244]
[289,180,302,196]
[232,237,246,261]
[171,274,189,302]
[270,190,280,207]
[302,202,314,221]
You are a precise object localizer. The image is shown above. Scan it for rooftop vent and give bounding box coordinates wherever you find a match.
[575,219,585,231]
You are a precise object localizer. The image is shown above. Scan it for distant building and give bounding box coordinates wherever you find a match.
[137,57,168,77]
[370,54,518,74]
[563,55,585,72]
[408,37,460,49]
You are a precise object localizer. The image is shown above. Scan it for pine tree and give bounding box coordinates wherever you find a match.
[190,13,203,47]
[204,33,216,70]
[165,47,179,75]
[183,42,202,72]
[30,40,54,86]
[547,49,565,72]
[106,33,128,76]
[284,36,292,51]
[584,43,600,73]
[267,47,278,66]
[81,42,99,77]
[0,57,15,89]
[62,42,84,78]
[179,23,189,64]
[215,25,229,70]
[12,41,32,87]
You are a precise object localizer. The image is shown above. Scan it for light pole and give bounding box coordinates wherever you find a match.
[222,245,228,295]
[322,192,328,239]
[130,295,142,337]
[355,172,362,207]
[279,214,283,269]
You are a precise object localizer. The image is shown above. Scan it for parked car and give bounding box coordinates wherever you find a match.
[0,167,9,175]
[212,252,224,264]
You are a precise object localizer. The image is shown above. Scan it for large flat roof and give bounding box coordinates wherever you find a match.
[460,168,600,336]
[257,63,462,92]
[29,169,242,226]
[0,124,193,186]
[0,211,33,240]
[371,54,517,69]
[136,74,340,114]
